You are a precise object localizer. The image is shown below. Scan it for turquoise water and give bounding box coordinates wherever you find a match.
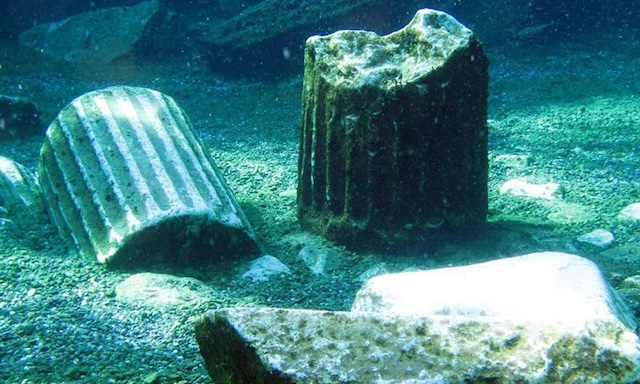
[1,1,639,383]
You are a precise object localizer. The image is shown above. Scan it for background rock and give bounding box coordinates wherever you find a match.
[191,0,379,73]
[5,0,638,76]
[18,1,182,68]
[0,0,140,38]
[0,156,45,223]
[3,0,639,75]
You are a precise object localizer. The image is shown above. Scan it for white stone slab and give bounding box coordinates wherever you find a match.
[500,179,562,199]
[352,252,637,329]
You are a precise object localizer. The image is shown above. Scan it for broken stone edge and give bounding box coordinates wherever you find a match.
[195,307,640,383]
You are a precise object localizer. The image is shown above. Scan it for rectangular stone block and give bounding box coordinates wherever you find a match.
[195,306,640,383]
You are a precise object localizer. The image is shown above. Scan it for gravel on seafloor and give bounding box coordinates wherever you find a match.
[1,28,640,383]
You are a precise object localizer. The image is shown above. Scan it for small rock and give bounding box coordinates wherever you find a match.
[619,203,640,221]
[115,273,214,308]
[500,179,562,200]
[298,245,330,275]
[143,372,160,384]
[241,255,291,282]
[620,275,640,290]
[493,154,531,169]
[577,228,614,248]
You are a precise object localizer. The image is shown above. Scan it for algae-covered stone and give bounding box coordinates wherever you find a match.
[298,8,489,250]
[195,306,640,383]
[194,254,640,383]
[38,86,260,268]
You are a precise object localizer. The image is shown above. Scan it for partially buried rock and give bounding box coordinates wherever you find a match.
[241,255,291,283]
[195,252,640,383]
[18,0,175,68]
[619,202,640,221]
[298,8,489,250]
[577,228,615,248]
[352,252,636,327]
[116,272,215,308]
[38,86,260,268]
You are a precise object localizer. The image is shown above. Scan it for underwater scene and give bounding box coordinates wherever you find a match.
[1,0,640,383]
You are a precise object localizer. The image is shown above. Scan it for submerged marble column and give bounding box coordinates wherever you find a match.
[39,86,260,268]
[298,8,489,250]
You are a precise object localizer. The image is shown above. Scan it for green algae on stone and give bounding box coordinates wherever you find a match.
[298,8,489,251]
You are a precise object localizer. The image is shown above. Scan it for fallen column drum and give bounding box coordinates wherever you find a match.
[38,86,260,268]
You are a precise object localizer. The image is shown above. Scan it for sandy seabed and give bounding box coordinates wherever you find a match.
[1,27,639,383]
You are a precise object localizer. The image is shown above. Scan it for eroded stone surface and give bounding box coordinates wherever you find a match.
[195,306,640,383]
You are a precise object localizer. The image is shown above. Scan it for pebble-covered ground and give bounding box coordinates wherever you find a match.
[1,25,640,383]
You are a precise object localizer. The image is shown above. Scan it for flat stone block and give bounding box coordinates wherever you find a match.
[195,306,640,383]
